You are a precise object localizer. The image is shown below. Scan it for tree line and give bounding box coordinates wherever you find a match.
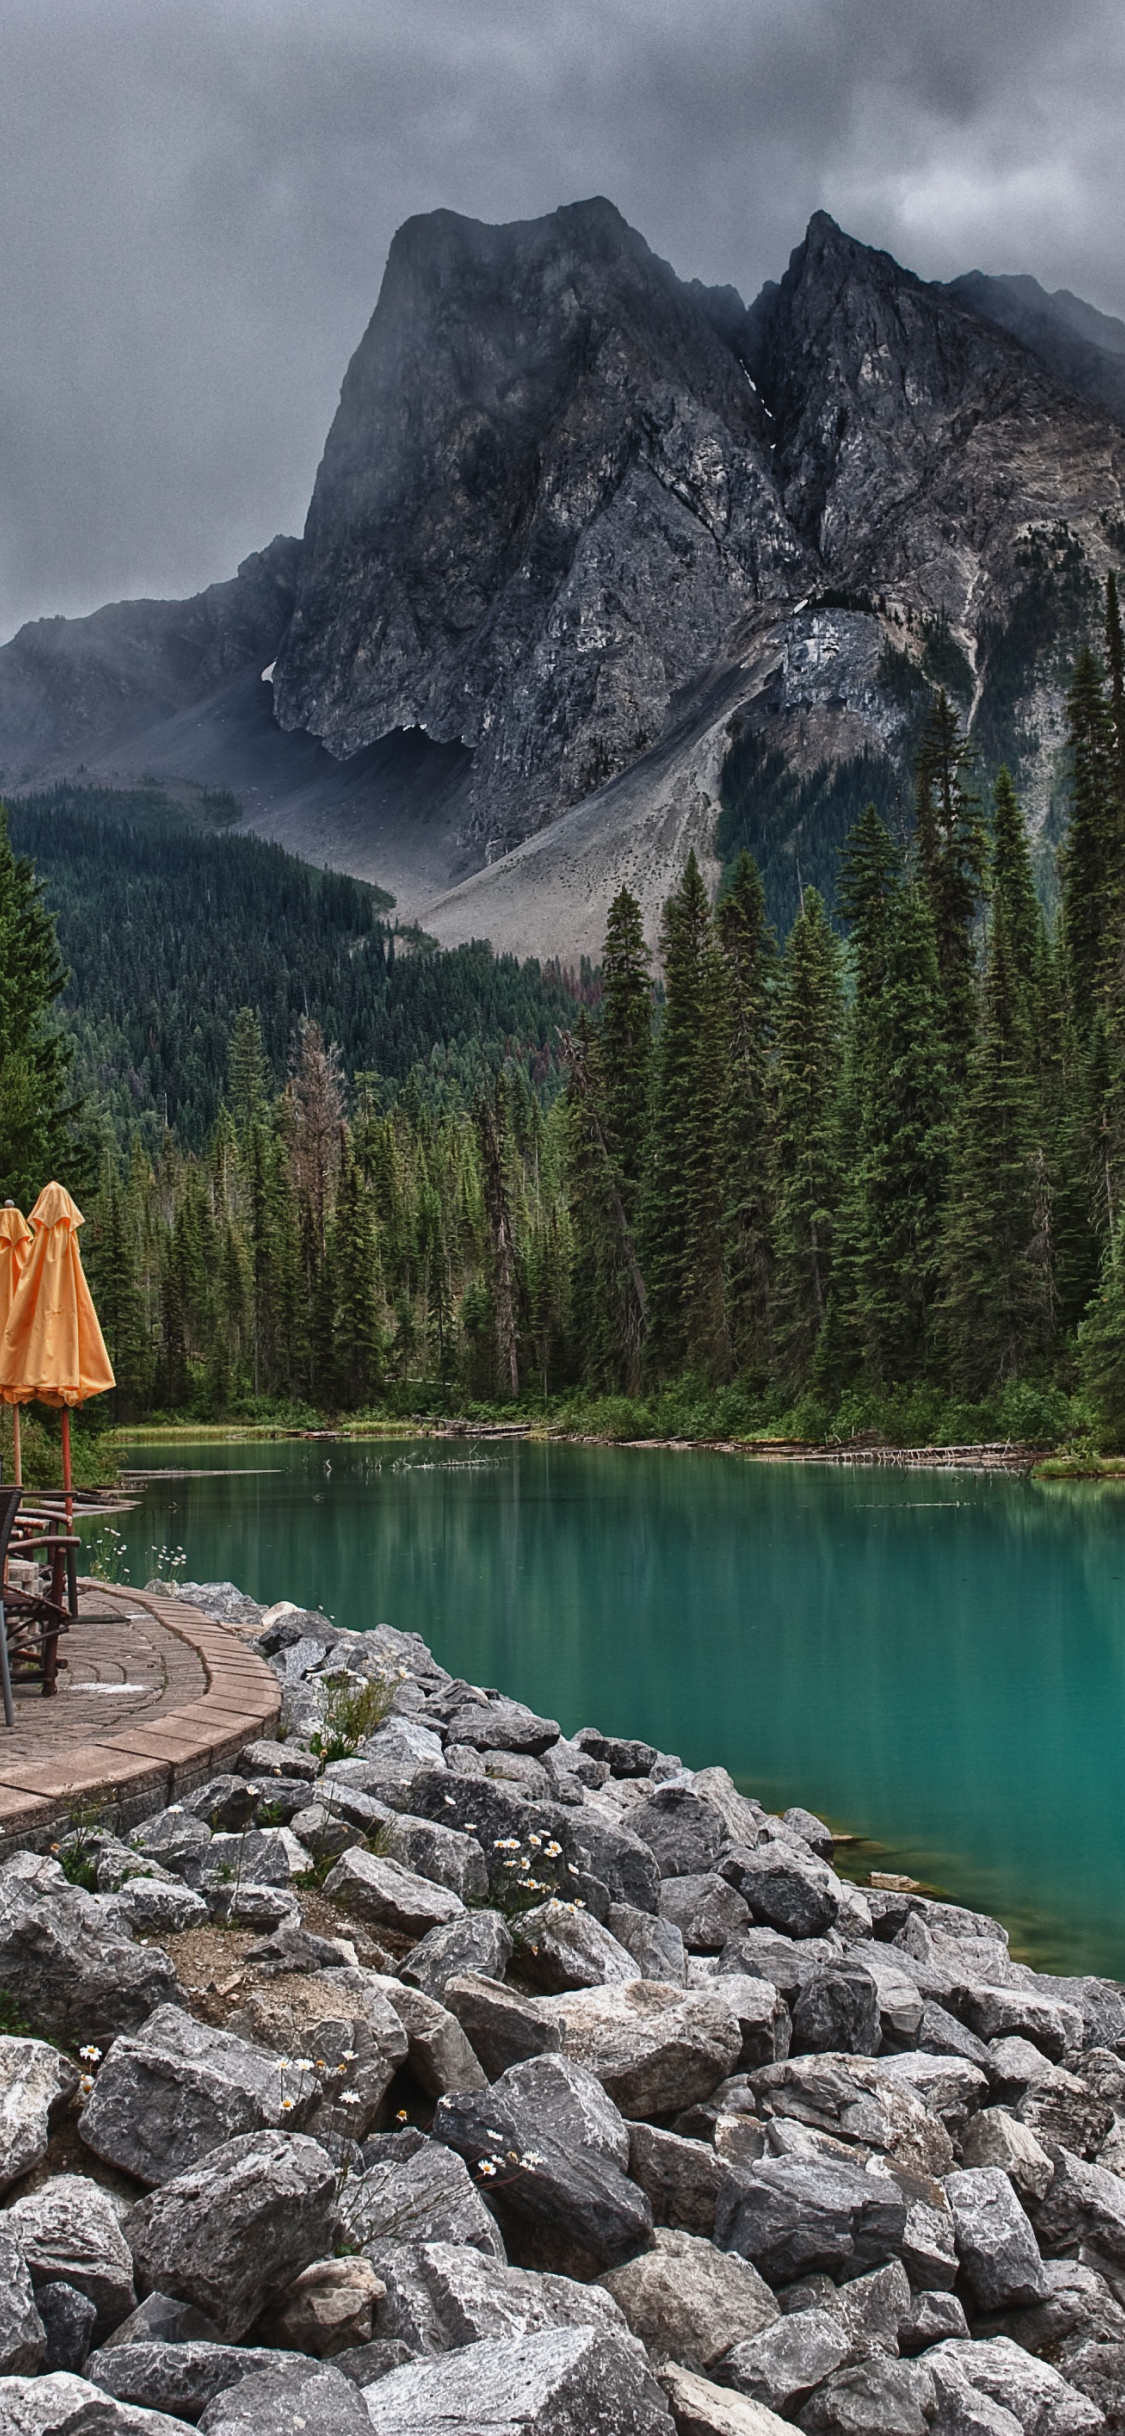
[7,584,1125,1444]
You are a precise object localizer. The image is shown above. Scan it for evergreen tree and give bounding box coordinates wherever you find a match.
[716,853,776,1382]
[914,692,986,1074]
[771,889,844,1391]
[598,888,652,1222]
[1079,1215,1125,1445]
[227,1007,270,1137]
[643,852,726,1376]
[848,884,952,1383]
[0,806,74,1203]
[332,1148,383,1409]
[476,1079,520,1399]
[1060,647,1117,1036]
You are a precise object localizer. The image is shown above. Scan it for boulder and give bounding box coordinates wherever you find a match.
[972,2256,1125,2356]
[611,1903,689,1985]
[945,2167,1049,2310]
[926,2337,1102,2436]
[659,2362,794,2436]
[0,2220,46,2374]
[400,1911,512,2001]
[108,1881,209,1936]
[847,1951,924,2049]
[128,1810,213,1876]
[373,2238,629,2351]
[362,2326,675,2436]
[954,1985,1085,2062]
[0,1863,180,2047]
[433,2054,652,2276]
[573,1730,657,1777]
[0,2035,80,2191]
[322,1849,463,1936]
[241,1922,358,1976]
[517,1899,640,1993]
[372,1978,487,2098]
[224,1970,407,2141]
[379,1814,489,1903]
[10,2175,136,2336]
[99,2296,223,2350]
[36,2285,95,2375]
[434,1693,560,1755]
[125,2129,339,2341]
[897,2290,969,2352]
[183,1776,259,1832]
[711,1978,792,2072]
[751,2057,954,2180]
[790,1967,881,2059]
[441,1973,562,2078]
[338,2129,505,2260]
[716,2152,908,2286]
[958,2109,1054,2204]
[532,1982,743,2118]
[784,1810,835,1861]
[719,1930,835,2004]
[630,1791,728,1881]
[720,1848,841,1940]
[600,2228,778,2371]
[918,2004,994,2073]
[252,2256,385,2356]
[629,2123,727,2238]
[1015,2067,1114,2159]
[236,1740,320,1780]
[871,2054,989,2140]
[197,2358,371,2436]
[1034,2144,1125,2267]
[722,2308,852,2411]
[797,2356,935,2436]
[87,2343,296,2423]
[203,1885,298,1931]
[660,1878,752,1954]
[565,1812,663,1915]
[0,2371,188,2435]
[691,1773,766,1852]
[77,2005,295,2185]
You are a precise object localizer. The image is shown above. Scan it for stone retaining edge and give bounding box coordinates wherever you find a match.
[0,1582,281,1854]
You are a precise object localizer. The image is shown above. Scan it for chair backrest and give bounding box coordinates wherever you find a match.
[0,1486,22,1572]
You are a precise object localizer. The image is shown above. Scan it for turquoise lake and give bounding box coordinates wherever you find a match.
[109,1438,1125,1978]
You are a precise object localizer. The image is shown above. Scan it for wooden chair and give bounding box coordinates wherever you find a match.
[0,1484,73,1708]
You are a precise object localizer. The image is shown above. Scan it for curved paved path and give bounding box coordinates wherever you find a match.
[0,1582,280,1853]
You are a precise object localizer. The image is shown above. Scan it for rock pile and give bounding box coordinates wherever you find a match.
[1,1583,1124,2434]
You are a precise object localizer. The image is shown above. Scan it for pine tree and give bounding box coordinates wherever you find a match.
[991,767,1048,1022]
[476,1079,520,1399]
[643,852,726,1376]
[716,853,776,1382]
[772,889,844,1391]
[1060,647,1117,1037]
[332,1147,383,1409]
[849,884,952,1383]
[599,888,652,1222]
[0,806,74,1203]
[914,692,986,1075]
[227,1007,270,1137]
[1079,1215,1125,1445]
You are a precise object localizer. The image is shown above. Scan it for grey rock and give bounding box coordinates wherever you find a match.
[601,2227,778,2371]
[751,2057,954,2180]
[845,1952,924,2050]
[322,1848,464,1935]
[373,2238,628,2354]
[518,1898,640,1992]
[610,1904,688,1986]
[223,1965,408,2144]
[660,1878,752,1954]
[236,1740,321,1781]
[242,1922,358,1976]
[719,1930,836,2004]
[1034,2143,1125,2267]
[125,2129,340,2341]
[797,2356,934,2436]
[78,2003,295,2186]
[183,1776,258,1832]
[791,1967,881,2059]
[400,1910,512,2001]
[630,2122,727,2238]
[630,1790,728,1881]
[836,2261,912,2358]
[690,1774,766,1854]
[0,2220,47,2374]
[955,1985,1085,2062]
[441,1972,562,2079]
[197,2358,370,2436]
[252,2256,386,2356]
[716,2152,908,2286]
[720,1849,841,1941]
[87,2343,296,2423]
[35,2285,95,2378]
[0,2035,80,2192]
[433,2053,652,2275]
[926,2337,1102,2436]
[1056,2341,1125,2432]
[128,1811,213,1877]
[897,2291,969,2353]
[244,1774,332,1823]
[379,1814,488,1904]
[918,2005,994,2073]
[972,2257,1125,2357]
[899,2188,959,2295]
[945,2167,1048,2310]
[362,2324,675,2436]
[533,1981,743,2119]
[958,2108,1054,2203]
[1015,2067,1114,2159]
[371,1978,487,2099]
[193,1828,294,1891]
[334,2342,415,2388]
[658,2361,795,2436]
[784,1811,835,1862]
[109,1880,210,1936]
[10,2176,136,2337]
[98,2296,224,2350]
[566,1811,662,1915]
[723,2309,851,2410]
[339,2132,504,2260]
[433,1693,560,1756]
[202,1884,298,1931]
[0,1866,181,2048]
[573,1730,657,1777]
[870,2054,989,2141]
[710,1977,792,2073]
[0,2370,189,2435]
[286,1804,363,1861]
[984,2037,1059,2098]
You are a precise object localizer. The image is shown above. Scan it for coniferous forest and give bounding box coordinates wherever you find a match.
[8,586,1125,1454]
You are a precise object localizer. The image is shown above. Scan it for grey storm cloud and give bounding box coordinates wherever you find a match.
[1,0,1123,639]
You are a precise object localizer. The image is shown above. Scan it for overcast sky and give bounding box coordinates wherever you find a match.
[2,0,1123,640]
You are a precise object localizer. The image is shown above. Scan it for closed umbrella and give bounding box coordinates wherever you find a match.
[0,1204,33,1485]
[0,1184,115,1518]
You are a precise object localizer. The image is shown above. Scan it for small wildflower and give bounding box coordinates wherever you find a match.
[544,1841,562,1857]
[79,2045,102,2063]
[485,2127,504,2140]
[78,2074,94,2097]
[315,2059,327,2071]
[395,2109,409,2123]
[338,2090,362,2107]
[477,2158,499,2178]
[465,1823,478,1833]
[281,2097,295,2112]
[527,1834,542,1848]
[293,2057,315,2071]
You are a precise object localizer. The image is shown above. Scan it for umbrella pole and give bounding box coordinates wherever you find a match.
[11,1409,19,1488]
[61,1407,72,1523]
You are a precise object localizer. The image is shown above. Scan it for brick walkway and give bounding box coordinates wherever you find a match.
[0,1583,280,1853]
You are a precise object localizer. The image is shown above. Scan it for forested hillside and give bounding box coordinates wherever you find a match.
[5,789,587,1147]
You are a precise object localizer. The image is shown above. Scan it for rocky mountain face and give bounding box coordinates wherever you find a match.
[3,202,1125,956]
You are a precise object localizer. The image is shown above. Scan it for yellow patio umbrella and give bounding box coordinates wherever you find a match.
[0,1203,33,1485]
[0,1184,115,1516]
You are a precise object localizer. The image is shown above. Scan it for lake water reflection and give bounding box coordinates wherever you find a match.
[113,1438,1125,1975]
